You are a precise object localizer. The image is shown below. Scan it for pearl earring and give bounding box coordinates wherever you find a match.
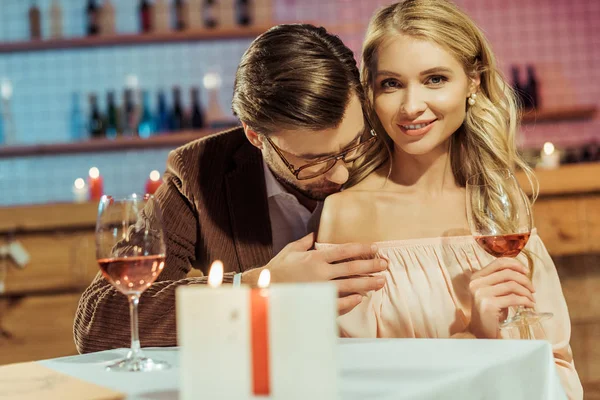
[468,93,477,106]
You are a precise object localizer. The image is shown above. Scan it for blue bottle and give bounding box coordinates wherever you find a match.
[155,90,170,133]
[0,105,4,145]
[138,90,156,138]
[70,93,86,141]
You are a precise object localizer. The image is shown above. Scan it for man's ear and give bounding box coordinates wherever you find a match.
[242,121,263,149]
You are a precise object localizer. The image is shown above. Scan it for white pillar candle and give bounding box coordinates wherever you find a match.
[177,263,339,400]
[538,142,560,169]
[72,178,87,203]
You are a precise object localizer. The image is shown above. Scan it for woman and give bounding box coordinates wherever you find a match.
[316,0,582,398]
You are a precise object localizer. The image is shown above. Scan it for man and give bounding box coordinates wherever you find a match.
[74,24,388,354]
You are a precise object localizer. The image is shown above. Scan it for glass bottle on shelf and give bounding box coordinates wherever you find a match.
[236,0,251,26]
[88,94,106,139]
[0,80,16,145]
[510,66,527,110]
[139,0,153,33]
[138,90,156,138]
[0,103,5,145]
[50,0,63,39]
[204,0,217,28]
[153,0,170,33]
[190,87,205,129]
[155,90,170,133]
[101,0,116,36]
[29,1,42,40]
[173,0,189,31]
[525,65,539,110]
[105,91,120,139]
[123,88,138,136]
[86,0,100,36]
[169,86,186,131]
[70,93,86,141]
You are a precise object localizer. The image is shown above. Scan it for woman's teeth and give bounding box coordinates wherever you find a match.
[402,122,431,130]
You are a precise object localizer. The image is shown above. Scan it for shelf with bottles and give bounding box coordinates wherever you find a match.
[3,0,271,55]
[0,25,272,55]
[0,82,236,159]
[0,128,224,159]
[520,105,597,124]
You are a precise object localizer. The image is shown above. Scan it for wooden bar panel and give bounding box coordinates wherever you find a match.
[0,293,81,365]
[516,163,600,197]
[2,231,98,295]
[584,197,600,253]
[0,202,98,233]
[533,197,589,256]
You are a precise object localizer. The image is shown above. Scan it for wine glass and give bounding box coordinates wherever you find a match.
[96,194,170,372]
[466,169,552,330]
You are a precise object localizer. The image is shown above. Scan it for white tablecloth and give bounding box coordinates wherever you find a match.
[40,338,567,400]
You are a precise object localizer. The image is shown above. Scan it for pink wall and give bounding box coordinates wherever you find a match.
[276,0,600,149]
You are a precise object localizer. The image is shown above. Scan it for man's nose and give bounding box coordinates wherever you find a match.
[325,159,349,185]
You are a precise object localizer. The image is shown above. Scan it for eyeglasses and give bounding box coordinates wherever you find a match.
[263,128,378,180]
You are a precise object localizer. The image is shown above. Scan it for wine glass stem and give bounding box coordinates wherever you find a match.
[128,294,144,360]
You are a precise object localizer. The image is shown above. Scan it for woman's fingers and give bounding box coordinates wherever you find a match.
[471,257,528,280]
[471,268,535,295]
[479,281,536,303]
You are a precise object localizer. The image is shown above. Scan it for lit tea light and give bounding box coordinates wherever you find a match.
[72,178,87,203]
[539,141,560,169]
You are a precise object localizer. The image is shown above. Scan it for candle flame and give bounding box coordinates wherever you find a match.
[89,167,100,179]
[149,170,161,181]
[74,178,85,189]
[208,260,224,288]
[542,142,555,156]
[257,269,271,289]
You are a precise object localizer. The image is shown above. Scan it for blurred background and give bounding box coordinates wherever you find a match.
[0,0,598,397]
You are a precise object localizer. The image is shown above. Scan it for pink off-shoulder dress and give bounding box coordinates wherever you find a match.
[316,231,583,399]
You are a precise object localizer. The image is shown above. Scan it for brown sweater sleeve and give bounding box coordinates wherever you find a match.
[73,149,233,354]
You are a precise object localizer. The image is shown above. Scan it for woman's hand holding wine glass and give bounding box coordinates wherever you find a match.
[466,169,552,338]
[468,257,536,339]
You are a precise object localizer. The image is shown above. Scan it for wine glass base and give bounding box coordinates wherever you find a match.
[500,310,553,328]
[106,357,170,372]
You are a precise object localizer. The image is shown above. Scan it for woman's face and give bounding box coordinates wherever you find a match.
[373,34,479,157]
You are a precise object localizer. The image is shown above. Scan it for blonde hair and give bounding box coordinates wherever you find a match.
[360,0,539,282]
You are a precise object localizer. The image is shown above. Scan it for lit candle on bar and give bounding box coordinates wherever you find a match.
[72,178,87,203]
[145,170,162,195]
[87,167,104,201]
[539,141,560,169]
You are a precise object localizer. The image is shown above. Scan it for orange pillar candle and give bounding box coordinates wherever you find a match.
[145,170,162,195]
[250,269,271,396]
[88,167,104,201]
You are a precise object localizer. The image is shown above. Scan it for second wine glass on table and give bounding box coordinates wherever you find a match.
[96,194,170,372]
[466,169,552,331]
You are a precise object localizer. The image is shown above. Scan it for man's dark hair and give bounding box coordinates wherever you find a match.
[232,24,364,135]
